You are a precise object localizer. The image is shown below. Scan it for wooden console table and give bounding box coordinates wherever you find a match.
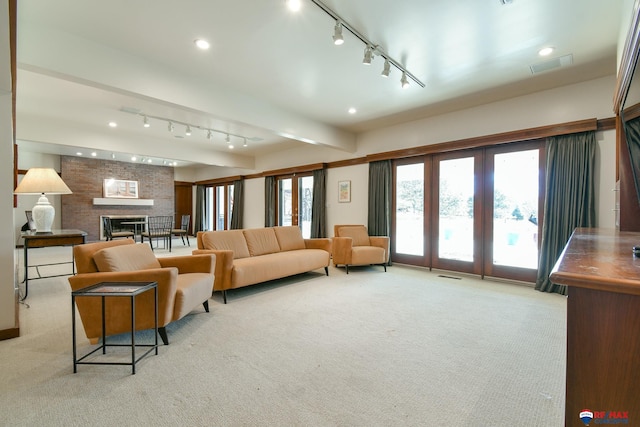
[21,229,87,300]
[550,227,640,426]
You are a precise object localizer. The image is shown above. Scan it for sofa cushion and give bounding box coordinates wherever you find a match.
[93,243,161,272]
[201,230,250,259]
[338,226,371,246]
[244,228,281,256]
[273,226,306,251]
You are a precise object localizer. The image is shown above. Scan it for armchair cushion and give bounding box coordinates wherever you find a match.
[337,226,371,246]
[93,243,161,272]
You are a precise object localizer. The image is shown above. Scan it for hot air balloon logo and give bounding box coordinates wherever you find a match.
[580,409,593,425]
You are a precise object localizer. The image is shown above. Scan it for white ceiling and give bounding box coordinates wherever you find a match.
[15,0,626,171]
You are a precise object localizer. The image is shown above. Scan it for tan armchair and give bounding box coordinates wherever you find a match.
[332,225,390,274]
[69,239,215,345]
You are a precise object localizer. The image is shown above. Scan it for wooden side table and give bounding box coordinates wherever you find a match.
[72,281,158,375]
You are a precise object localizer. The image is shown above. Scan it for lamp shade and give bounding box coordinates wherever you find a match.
[14,168,72,233]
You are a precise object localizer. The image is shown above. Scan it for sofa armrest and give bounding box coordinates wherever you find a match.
[68,268,179,339]
[331,237,353,265]
[158,254,216,274]
[304,237,332,253]
[369,236,390,262]
[192,249,234,291]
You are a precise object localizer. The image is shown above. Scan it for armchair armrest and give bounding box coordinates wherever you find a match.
[369,236,390,263]
[331,237,353,265]
[158,254,216,274]
[304,237,332,253]
[68,268,179,339]
[192,249,233,291]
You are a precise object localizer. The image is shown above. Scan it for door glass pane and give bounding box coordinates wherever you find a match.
[396,163,424,255]
[492,150,539,268]
[227,185,234,229]
[206,187,214,231]
[279,179,292,226]
[299,176,313,238]
[215,187,224,230]
[439,157,474,262]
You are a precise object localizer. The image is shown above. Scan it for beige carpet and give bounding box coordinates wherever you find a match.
[1,242,566,426]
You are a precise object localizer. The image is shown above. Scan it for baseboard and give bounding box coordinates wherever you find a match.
[0,327,19,341]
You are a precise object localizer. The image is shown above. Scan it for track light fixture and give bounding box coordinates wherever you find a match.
[333,21,344,45]
[243,138,248,147]
[121,108,261,146]
[309,0,424,88]
[381,58,391,77]
[400,72,410,89]
[362,46,374,65]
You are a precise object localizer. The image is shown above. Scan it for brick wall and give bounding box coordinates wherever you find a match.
[60,156,175,241]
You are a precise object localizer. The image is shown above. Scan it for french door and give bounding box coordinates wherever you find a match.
[277,174,313,238]
[392,140,543,282]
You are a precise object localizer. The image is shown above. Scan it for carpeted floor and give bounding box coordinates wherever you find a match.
[1,242,566,426]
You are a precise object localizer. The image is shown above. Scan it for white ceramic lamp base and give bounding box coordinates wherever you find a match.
[32,194,55,233]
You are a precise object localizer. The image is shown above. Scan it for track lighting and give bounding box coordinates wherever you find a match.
[400,72,410,89]
[333,21,344,45]
[381,58,390,77]
[119,108,260,147]
[362,46,374,65]
[309,0,424,87]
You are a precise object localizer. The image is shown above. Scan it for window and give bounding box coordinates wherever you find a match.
[206,183,234,231]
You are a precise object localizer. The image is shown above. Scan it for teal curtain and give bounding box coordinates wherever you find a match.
[536,131,596,295]
[264,176,276,227]
[310,168,326,237]
[194,184,207,232]
[230,179,244,229]
[368,160,392,237]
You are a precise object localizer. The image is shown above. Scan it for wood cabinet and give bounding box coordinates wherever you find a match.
[550,228,640,426]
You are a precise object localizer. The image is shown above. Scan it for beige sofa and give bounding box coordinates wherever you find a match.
[69,239,215,345]
[194,226,331,303]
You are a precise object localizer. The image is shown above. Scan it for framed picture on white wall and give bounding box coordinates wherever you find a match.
[338,180,351,203]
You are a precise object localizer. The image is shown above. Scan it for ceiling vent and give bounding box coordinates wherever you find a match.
[529,54,573,74]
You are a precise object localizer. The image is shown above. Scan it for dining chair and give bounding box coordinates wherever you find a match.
[141,215,173,251]
[103,217,134,241]
[172,214,191,246]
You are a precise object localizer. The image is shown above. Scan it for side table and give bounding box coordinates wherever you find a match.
[72,281,158,375]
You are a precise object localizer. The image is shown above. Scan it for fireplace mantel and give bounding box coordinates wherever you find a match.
[93,198,154,206]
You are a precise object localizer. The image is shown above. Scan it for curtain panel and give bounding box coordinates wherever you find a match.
[310,168,327,237]
[624,116,640,203]
[230,179,244,230]
[194,184,207,233]
[535,131,596,295]
[264,176,276,227]
[368,159,392,237]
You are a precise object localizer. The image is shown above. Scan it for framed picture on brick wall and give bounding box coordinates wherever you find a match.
[103,179,139,198]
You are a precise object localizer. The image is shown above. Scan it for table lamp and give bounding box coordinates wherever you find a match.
[14,168,73,233]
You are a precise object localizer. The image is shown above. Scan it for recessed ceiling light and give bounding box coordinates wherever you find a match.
[131,156,137,161]
[91,152,97,157]
[147,159,152,163]
[348,107,357,114]
[194,39,210,50]
[286,0,301,12]
[108,121,117,128]
[538,47,554,56]
[76,152,83,156]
